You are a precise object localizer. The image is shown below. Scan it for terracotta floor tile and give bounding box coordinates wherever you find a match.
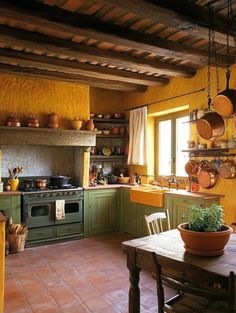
[4,233,159,313]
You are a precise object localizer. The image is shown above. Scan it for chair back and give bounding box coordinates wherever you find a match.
[152,253,235,313]
[145,211,170,235]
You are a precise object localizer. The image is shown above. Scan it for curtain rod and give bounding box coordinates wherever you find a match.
[125,87,206,111]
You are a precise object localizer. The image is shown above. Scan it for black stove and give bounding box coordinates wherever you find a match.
[20,184,81,193]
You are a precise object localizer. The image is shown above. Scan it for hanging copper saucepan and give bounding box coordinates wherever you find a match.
[212,72,236,118]
[198,168,217,189]
[184,160,200,176]
[196,110,225,140]
[218,159,236,179]
[209,158,223,173]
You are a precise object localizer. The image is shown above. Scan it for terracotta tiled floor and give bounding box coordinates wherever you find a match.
[4,233,172,313]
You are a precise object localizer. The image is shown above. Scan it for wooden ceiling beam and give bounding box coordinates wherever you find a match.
[0,0,233,66]
[106,0,236,46]
[0,48,169,86]
[0,63,147,92]
[0,25,196,78]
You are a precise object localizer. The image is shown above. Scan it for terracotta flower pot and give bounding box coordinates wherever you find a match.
[178,223,233,256]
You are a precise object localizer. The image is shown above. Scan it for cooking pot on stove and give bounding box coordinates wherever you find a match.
[22,179,36,189]
[36,179,48,189]
[50,175,70,187]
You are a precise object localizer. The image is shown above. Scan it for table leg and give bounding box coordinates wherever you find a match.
[127,246,141,313]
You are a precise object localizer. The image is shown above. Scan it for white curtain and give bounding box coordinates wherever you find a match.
[128,106,148,165]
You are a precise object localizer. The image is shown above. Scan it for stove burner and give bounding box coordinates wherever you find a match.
[20,184,79,192]
[49,184,75,190]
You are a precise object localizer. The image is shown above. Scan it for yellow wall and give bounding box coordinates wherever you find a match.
[123,65,236,224]
[0,217,5,313]
[0,74,90,129]
[90,87,125,115]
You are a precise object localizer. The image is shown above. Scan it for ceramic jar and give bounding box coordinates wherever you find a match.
[86,119,94,131]
[9,179,19,191]
[6,112,21,127]
[71,117,82,130]
[28,113,40,128]
[48,112,59,129]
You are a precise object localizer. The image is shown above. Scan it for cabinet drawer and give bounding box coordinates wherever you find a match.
[55,223,84,236]
[28,227,54,241]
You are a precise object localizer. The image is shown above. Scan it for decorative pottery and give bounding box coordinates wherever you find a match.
[86,119,94,131]
[178,223,233,256]
[48,112,59,129]
[71,117,82,130]
[9,179,19,191]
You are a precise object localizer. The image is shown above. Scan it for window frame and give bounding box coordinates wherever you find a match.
[155,110,189,178]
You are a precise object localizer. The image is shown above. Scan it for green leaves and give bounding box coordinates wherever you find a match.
[189,203,224,232]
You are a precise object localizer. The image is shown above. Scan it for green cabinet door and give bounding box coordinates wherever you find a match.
[84,189,120,237]
[0,195,21,223]
[120,188,137,237]
[166,194,220,229]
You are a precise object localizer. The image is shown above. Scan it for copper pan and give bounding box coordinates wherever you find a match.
[196,111,225,140]
[184,160,200,176]
[198,169,217,189]
[219,160,236,179]
[212,72,236,118]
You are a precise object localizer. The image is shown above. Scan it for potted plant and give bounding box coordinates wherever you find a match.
[178,203,233,256]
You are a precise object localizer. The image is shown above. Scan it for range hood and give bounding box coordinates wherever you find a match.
[0,126,97,146]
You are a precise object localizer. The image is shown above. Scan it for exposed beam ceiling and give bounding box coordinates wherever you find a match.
[0,0,234,92]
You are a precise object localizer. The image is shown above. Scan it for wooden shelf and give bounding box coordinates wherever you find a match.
[93,118,128,124]
[96,134,128,138]
[182,148,229,153]
[90,155,127,160]
[182,148,234,157]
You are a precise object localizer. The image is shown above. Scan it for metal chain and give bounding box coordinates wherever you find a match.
[226,0,232,89]
[207,2,213,110]
[212,27,220,94]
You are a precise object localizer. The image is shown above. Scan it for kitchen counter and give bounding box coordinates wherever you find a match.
[0,191,22,196]
[84,184,223,199]
[165,189,224,200]
[84,184,132,190]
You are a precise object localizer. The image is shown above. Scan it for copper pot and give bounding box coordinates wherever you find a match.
[219,160,236,179]
[36,179,48,189]
[184,160,200,176]
[212,73,236,117]
[198,169,217,189]
[196,111,225,140]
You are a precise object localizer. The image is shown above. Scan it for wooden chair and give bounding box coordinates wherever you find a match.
[152,253,235,313]
[145,211,171,235]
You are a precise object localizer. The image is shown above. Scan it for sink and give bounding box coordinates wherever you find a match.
[130,186,167,207]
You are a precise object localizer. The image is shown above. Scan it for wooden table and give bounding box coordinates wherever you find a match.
[122,229,236,313]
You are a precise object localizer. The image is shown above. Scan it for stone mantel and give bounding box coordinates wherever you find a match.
[0,126,98,146]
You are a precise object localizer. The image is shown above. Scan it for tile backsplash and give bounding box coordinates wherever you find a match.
[1,145,76,179]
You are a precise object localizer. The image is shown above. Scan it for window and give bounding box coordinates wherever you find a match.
[156,112,189,177]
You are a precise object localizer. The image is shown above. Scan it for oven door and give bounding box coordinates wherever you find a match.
[23,199,54,228]
[55,198,83,225]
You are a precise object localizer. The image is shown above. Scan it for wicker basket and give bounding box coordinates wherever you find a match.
[8,231,28,253]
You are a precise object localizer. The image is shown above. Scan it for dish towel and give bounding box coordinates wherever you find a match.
[55,200,65,220]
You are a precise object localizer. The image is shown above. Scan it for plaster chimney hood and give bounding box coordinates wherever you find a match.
[0,126,98,146]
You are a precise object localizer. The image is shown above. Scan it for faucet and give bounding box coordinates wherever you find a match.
[168,174,179,190]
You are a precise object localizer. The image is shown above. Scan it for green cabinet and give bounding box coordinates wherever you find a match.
[0,195,21,223]
[121,188,167,238]
[84,188,120,236]
[121,188,137,237]
[166,194,220,229]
